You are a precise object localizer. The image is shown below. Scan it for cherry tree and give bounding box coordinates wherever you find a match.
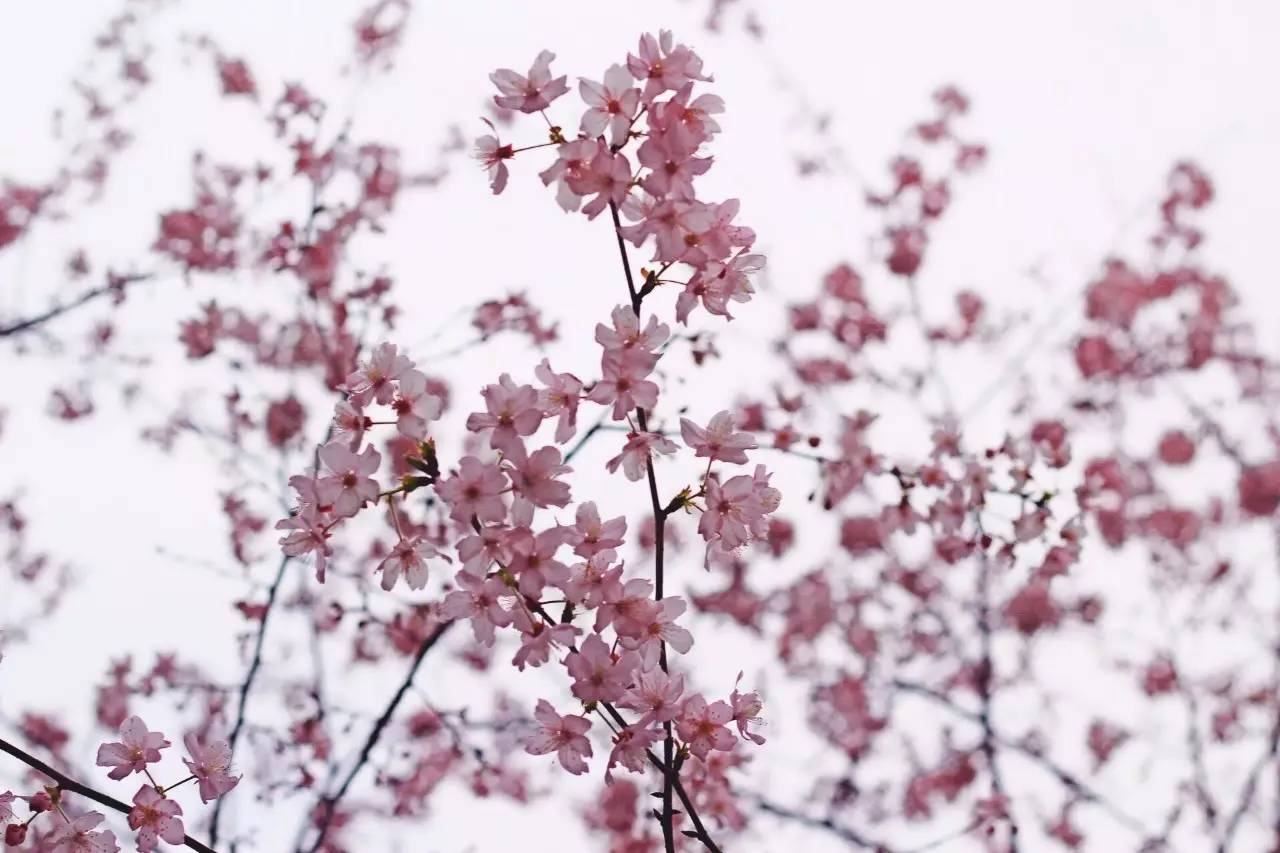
[1,2,1276,852]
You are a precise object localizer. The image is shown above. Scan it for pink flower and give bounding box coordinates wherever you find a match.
[377,537,445,591]
[45,811,118,853]
[436,457,508,525]
[317,441,381,518]
[539,139,598,212]
[566,144,632,219]
[680,411,757,465]
[511,617,579,671]
[619,667,685,727]
[565,634,641,703]
[579,64,640,148]
[345,342,414,406]
[474,121,514,195]
[676,252,765,323]
[127,786,185,852]
[569,502,627,558]
[466,374,543,455]
[276,506,332,581]
[596,305,670,355]
[391,369,442,439]
[332,399,370,450]
[675,695,735,759]
[605,430,678,481]
[525,699,593,775]
[625,31,709,101]
[507,445,572,509]
[729,677,766,745]
[699,465,780,554]
[440,569,514,645]
[638,133,711,201]
[615,596,694,667]
[95,716,169,781]
[490,50,569,113]
[182,734,240,803]
[606,724,661,780]
[588,352,660,420]
[0,791,14,824]
[535,358,583,443]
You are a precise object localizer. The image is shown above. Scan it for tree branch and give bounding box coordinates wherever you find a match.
[0,736,219,853]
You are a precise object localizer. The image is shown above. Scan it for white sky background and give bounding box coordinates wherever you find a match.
[1,1,1279,850]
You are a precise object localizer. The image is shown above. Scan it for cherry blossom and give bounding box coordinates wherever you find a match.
[95,716,169,781]
[525,699,593,775]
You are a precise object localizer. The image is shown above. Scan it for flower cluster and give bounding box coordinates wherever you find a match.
[273,31,773,846]
[0,716,238,852]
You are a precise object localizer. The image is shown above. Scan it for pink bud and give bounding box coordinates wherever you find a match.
[5,823,27,846]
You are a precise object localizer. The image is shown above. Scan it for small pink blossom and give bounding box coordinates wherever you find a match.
[579,64,640,147]
[606,430,678,481]
[127,786,185,853]
[317,441,381,518]
[466,374,543,455]
[440,569,514,645]
[490,50,569,113]
[391,369,442,439]
[437,457,509,524]
[345,342,414,406]
[525,699,593,775]
[535,359,583,443]
[619,666,685,727]
[680,411,757,465]
[95,716,169,781]
[675,695,735,759]
[45,811,119,853]
[565,633,641,703]
[474,122,514,195]
[507,445,572,509]
[183,734,240,803]
[377,537,445,591]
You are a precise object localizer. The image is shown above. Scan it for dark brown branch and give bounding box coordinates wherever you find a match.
[607,199,678,853]
[302,619,454,853]
[210,553,292,846]
[0,736,218,853]
[0,273,152,339]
